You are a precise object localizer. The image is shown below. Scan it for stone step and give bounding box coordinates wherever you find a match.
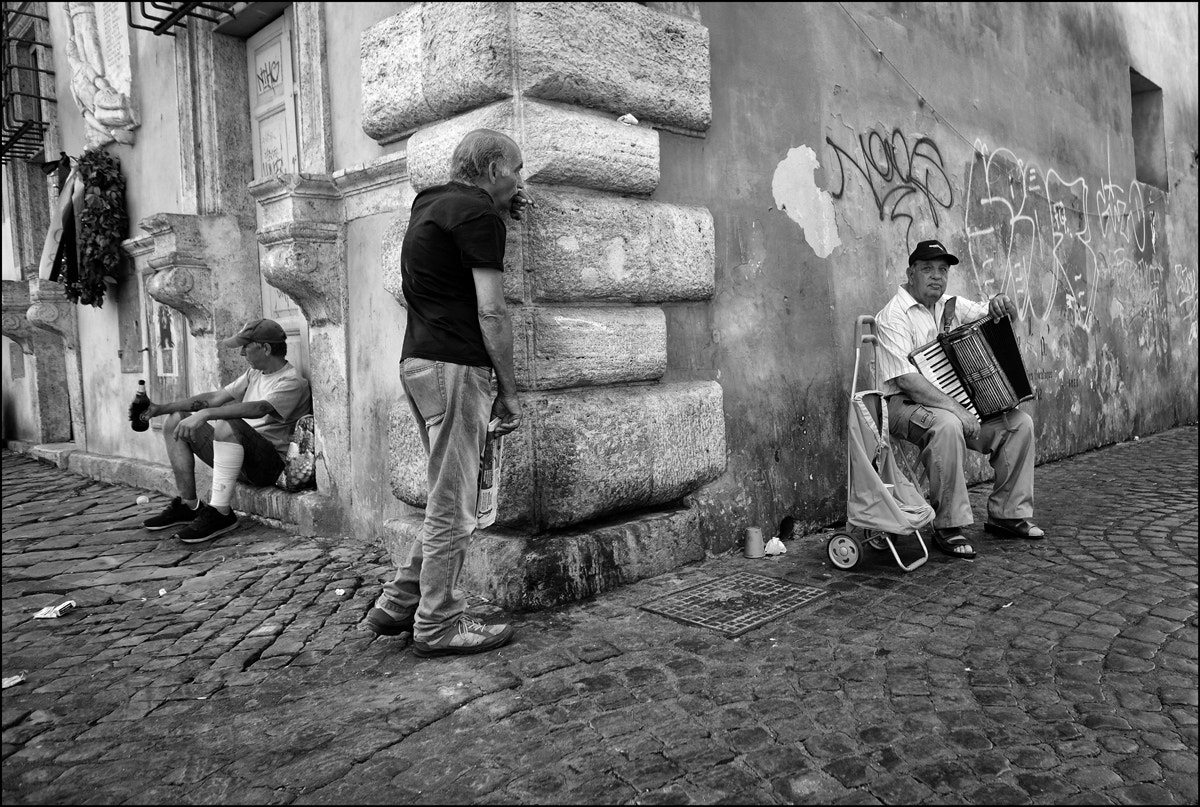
[381,503,703,611]
[4,440,337,536]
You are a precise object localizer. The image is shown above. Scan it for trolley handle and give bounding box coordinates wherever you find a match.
[852,315,880,396]
[855,315,878,345]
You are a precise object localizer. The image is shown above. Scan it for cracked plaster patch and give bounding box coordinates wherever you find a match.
[772,145,841,258]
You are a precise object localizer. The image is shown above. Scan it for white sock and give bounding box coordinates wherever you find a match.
[183,498,200,510]
[210,441,244,511]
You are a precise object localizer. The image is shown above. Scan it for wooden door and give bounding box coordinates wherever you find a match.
[247,10,309,378]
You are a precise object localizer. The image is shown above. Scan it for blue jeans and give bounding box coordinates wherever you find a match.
[377,358,492,642]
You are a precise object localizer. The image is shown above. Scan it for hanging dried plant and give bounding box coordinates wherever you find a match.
[67,149,129,308]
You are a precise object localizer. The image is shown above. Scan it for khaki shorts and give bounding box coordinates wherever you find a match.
[184,419,285,487]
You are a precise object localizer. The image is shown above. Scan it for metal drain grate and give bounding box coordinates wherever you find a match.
[638,571,830,637]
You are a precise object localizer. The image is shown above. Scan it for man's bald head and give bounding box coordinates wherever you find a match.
[450,129,521,184]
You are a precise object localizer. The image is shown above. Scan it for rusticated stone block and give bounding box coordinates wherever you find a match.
[361,2,512,143]
[514,2,710,131]
[526,188,714,302]
[533,380,724,527]
[376,303,659,399]
[389,380,725,529]
[390,396,539,527]
[361,2,710,144]
[528,305,666,389]
[380,211,527,306]
[407,99,660,195]
[381,504,704,611]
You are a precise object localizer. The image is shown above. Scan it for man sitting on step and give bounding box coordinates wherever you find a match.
[134,318,312,544]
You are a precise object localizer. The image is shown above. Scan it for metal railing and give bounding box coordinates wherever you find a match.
[1,3,53,164]
[125,1,235,37]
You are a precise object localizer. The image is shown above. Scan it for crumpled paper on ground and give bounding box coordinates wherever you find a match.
[764,536,787,555]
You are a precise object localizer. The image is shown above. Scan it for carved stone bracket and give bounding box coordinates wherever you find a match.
[26,280,77,349]
[249,174,346,327]
[147,259,214,336]
[1,280,34,353]
[257,223,343,327]
[123,213,215,336]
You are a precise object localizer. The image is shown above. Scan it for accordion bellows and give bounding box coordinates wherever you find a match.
[909,316,1035,420]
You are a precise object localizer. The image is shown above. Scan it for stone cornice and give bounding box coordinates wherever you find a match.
[248,173,342,230]
[330,151,410,220]
[257,222,341,246]
[122,233,155,260]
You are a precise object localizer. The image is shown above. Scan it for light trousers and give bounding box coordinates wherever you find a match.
[888,399,1036,529]
[377,358,492,642]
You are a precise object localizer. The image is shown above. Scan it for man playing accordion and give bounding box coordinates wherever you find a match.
[874,239,1045,560]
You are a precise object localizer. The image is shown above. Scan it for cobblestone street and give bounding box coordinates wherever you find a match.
[2,426,1197,805]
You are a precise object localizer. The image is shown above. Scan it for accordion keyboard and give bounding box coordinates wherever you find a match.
[910,344,980,419]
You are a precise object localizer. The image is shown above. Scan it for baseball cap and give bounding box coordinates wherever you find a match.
[221,318,287,348]
[908,239,959,266]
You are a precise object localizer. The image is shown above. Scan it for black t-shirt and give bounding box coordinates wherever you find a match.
[400,183,506,366]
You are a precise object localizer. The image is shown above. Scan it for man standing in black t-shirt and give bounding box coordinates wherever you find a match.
[366,129,533,657]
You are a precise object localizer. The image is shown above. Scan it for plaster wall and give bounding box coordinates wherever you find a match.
[658,2,1198,548]
[320,2,419,540]
[324,2,410,170]
[39,6,190,462]
[345,206,418,538]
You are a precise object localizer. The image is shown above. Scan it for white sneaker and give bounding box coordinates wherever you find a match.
[412,614,514,658]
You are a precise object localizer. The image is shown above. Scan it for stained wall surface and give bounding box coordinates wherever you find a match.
[3,1,1196,570]
[657,2,1198,546]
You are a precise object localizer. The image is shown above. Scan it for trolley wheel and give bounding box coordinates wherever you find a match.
[864,530,889,551]
[827,532,862,570]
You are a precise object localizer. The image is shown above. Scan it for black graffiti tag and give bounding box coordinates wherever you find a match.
[825,129,954,247]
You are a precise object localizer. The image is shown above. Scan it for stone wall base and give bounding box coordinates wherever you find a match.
[381,505,705,612]
[3,440,341,537]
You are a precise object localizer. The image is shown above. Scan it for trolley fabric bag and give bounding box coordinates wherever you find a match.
[846,391,935,536]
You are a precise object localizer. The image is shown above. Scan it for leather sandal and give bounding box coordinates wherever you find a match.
[931,527,976,559]
[984,517,1045,540]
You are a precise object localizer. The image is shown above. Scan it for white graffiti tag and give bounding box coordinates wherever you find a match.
[964,139,1182,354]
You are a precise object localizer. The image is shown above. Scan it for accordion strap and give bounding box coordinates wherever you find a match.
[940,297,957,334]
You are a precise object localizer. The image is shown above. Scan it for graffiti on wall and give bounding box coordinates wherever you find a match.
[824,127,954,249]
[1176,263,1199,346]
[819,127,1198,356]
[963,139,1196,355]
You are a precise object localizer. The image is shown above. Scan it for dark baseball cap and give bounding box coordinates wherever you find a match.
[908,239,959,266]
[221,318,287,348]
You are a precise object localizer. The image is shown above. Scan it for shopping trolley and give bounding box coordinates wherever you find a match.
[825,315,934,572]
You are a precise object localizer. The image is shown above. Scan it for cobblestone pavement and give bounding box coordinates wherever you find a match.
[2,426,1196,805]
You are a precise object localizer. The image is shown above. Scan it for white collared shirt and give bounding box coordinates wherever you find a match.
[874,285,988,396]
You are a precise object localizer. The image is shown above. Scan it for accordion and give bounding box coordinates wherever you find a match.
[908,315,1034,420]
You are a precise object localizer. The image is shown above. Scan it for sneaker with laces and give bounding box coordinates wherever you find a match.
[364,607,414,636]
[144,497,204,531]
[171,505,238,544]
[412,614,514,658]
